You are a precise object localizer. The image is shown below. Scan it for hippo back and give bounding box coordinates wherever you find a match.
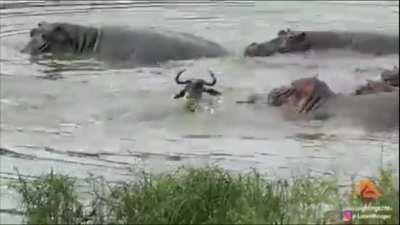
[97,27,228,64]
[297,31,399,54]
[313,92,399,130]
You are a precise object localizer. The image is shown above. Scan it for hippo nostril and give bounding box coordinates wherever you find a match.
[38,21,47,27]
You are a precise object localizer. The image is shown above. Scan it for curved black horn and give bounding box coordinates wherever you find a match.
[175,69,190,85]
[204,70,217,86]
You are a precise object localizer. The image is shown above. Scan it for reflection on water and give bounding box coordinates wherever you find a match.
[0,0,399,222]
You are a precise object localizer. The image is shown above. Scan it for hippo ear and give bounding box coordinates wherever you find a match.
[298,32,306,40]
[54,25,63,32]
[278,30,287,36]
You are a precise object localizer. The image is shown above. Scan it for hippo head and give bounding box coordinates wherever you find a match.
[244,29,312,57]
[267,86,295,106]
[244,41,277,57]
[21,21,97,57]
[381,66,399,87]
[174,69,221,111]
[267,77,335,113]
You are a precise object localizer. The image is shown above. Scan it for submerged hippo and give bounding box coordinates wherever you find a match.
[355,66,399,95]
[381,66,399,87]
[236,76,335,113]
[173,69,221,112]
[244,29,399,57]
[237,76,398,129]
[266,77,336,114]
[22,22,228,66]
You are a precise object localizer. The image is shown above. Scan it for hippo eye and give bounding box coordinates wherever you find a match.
[54,26,62,32]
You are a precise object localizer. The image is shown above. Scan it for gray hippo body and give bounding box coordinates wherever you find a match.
[244,29,399,57]
[237,76,399,130]
[22,22,228,66]
[313,92,399,130]
[238,92,399,130]
[355,66,399,95]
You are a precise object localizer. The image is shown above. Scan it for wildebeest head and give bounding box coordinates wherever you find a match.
[267,76,335,113]
[173,69,221,111]
[244,29,312,57]
[21,21,98,57]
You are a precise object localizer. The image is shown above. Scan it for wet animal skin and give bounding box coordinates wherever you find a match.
[173,69,221,112]
[22,21,228,66]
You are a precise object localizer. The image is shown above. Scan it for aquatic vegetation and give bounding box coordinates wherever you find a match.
[8,167,399,224]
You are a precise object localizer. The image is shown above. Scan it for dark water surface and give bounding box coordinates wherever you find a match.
[0,1,399,222]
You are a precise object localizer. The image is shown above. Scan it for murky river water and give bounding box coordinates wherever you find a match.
[0,0,399,222]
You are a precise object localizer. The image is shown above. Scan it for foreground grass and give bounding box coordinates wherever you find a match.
[8,167,399,224]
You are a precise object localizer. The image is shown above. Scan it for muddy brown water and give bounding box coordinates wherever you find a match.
[0,1,399,223]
